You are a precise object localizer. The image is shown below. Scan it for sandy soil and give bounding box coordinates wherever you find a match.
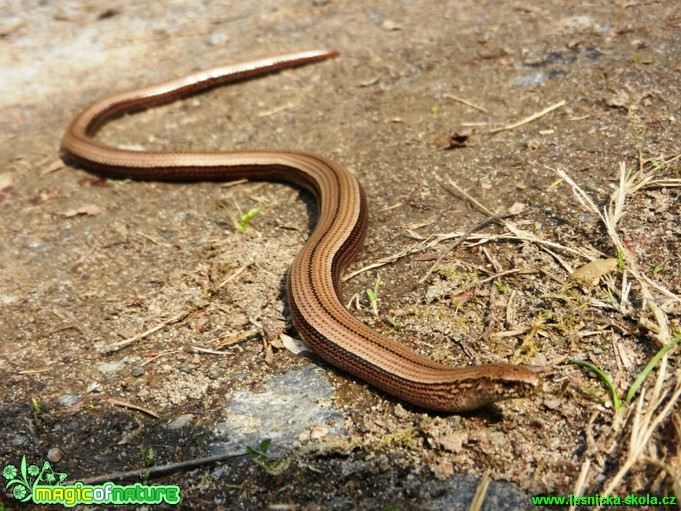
[1,0,680,509]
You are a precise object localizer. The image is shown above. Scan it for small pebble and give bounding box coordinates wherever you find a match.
[47,447,63,463]
[167,414,194,430]
[11,435,27,447]
[209,32,230,46]
[207,366,222,379]
[58,394,81,408]
[131,365,145,377]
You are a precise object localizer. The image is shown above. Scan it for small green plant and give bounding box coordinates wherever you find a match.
[623,164,636,182]
[237,207,260,232]
[494,280,510,293]
[430,105,440,116]
[366,276,382,317]
[569,359,622,410]
[32,398,43,431]
[651,264,662,278]
[616,249,625,273]
[605,287,616,303]
[105,178,129,187]
[246,438,284,476]
[377,427,415,449]
[384,315,401,331]
[140,447,155,483]
[141,447,155,467]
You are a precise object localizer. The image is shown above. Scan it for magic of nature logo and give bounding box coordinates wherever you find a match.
[3,455,180,507]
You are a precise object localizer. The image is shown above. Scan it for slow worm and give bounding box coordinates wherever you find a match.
[61,49,541,412]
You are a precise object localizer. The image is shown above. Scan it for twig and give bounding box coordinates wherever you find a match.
[468,469,491,511]
[342,240,430,281]
[418,211,507,284]
[434,177,593,274]
[53,306,96,341]
[214,330,259,348]
[190,346,234,355]
[220,178,249,189]
[105,309,194,352]
[107,398,159,418]
[569,459,591,511]
[489,100,566,133]
[477,268,527,285]
[444,178,495,216]
[345,173,595,283]
[18,368,52,375]
[216,262,250,290]
[140,349,182,367]
[347,225,591,283]
[67,451,248,485]
[443,93,488,113]
[257,101,300,117]
[40,159,65,175]
[69,243,99,271]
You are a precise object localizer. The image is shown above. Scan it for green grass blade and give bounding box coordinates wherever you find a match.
[569,359,622,410]
[626,332,681,403]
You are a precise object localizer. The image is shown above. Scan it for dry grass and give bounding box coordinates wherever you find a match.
[375,154,681,506]
[554,156,681,508]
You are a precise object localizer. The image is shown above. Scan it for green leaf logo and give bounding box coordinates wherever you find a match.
[2,456,69,503]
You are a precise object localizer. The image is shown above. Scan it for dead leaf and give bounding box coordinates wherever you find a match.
[433,431,468,453]
[280,333,310,355]
[605,90,631,109]
[381,20,402,31]
[443,130,473,150]
[508,202,527,215]
[0,173,13,190]
[414,253,439,261]
[570,258,619,284]
[62,205,102,217]
[41,159,64,175]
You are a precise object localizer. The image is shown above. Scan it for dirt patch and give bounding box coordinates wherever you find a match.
[2,0,680,509]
